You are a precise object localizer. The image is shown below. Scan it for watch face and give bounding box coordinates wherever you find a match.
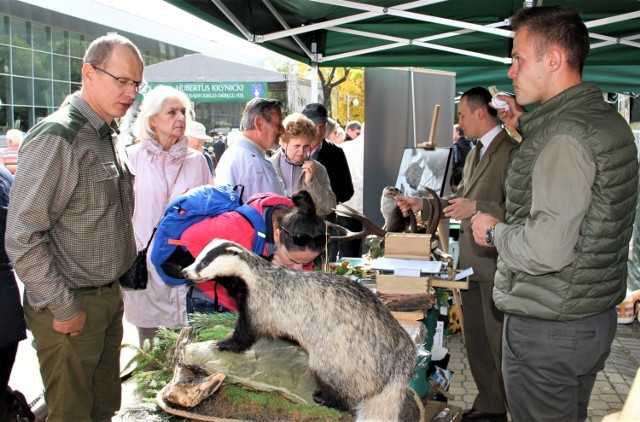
[486,227,495,245]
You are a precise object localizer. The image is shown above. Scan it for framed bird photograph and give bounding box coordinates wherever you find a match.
[395,147,452,197]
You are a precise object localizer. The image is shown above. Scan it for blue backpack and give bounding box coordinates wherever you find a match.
[150,184,267,286]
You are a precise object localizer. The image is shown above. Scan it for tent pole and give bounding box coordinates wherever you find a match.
[410,67,417,148]
[311,62,319,103]
[310,42,319,103]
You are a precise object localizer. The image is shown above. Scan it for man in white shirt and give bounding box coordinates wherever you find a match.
[215,98,286,202]
[338,127,364,257]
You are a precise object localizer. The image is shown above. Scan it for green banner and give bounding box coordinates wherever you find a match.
[148,82,268,103]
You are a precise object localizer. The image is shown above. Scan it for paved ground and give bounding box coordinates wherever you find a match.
[9,317,140,416]
[445,320,640,421]
[10,309,639,421]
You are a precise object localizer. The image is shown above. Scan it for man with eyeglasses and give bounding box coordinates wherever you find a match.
[6,34,143,421]
[215,97,286,203]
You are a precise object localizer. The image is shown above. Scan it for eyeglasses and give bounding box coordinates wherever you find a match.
[91,65,148,92]
[283,146,310,167]
[280,226,327,248]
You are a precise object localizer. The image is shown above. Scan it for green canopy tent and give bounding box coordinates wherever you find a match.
[165,0,640,94]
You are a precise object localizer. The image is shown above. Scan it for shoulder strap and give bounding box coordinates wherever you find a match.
[235,204,267,254]
[142,226,158,252]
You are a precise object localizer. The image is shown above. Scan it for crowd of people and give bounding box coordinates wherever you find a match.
[0,30,366,420]
[1,5,637,422]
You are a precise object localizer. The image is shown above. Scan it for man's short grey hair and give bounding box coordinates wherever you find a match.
[83,34,144,78]
[133,85,192,141]
[346,121,362,131]
[240,98,283,131]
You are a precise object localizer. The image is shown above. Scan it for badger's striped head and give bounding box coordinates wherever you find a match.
[182,239,253,282]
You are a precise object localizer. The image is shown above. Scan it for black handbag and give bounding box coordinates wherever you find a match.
[4,387,36,421]
[119,227,157,290]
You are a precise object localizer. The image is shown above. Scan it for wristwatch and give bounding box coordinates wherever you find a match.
[486,226,496,247]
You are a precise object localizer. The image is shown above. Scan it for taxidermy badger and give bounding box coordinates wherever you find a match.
[183,239,417,421]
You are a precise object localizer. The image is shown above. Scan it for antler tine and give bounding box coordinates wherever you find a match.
[326,221,349,236]
[328,205,387,243]
[427,192,436,236]
[424,187,442,237]
[334,203,359,217]
[326,222,359,244]
[334,204,387,237]
[327,226,382,244]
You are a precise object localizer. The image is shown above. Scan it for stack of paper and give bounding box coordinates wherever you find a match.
[371,257,444,277]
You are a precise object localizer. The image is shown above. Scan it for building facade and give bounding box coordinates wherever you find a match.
[0,0,195,138]
[0,0,313,146]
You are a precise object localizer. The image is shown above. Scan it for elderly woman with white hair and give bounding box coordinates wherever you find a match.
[122,85,212,347]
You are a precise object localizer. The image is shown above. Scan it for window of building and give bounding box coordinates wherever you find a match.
[10,19,30,48]
[32,23,51,52]
[33,51,52,79]
[0,17,88,134]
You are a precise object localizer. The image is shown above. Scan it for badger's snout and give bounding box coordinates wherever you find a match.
[181,264,204,282]
[181,239,248,283]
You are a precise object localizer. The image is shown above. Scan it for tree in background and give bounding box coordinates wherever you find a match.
[266,57,365,125]
[323,67,364,126]
[318,67,350,112]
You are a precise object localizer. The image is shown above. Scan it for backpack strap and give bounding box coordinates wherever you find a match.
[234,184,245,204]
[235,204,267,254]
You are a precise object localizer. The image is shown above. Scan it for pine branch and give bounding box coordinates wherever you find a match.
[119,312,240,419]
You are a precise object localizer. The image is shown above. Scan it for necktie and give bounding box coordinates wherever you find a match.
[470,140,483,174]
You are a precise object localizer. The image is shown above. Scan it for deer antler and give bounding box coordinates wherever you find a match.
[329,190,440,244]
[424,187,442,237]
[328,204,386,243]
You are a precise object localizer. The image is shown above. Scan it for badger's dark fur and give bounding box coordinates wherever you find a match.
[183,239,417,421]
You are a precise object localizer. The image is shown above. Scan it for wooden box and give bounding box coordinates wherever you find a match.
[384,233,431,260]
[377,274,470,295]
[391,310,427,321]
[377,274,430,295]
[430,277,470,290]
